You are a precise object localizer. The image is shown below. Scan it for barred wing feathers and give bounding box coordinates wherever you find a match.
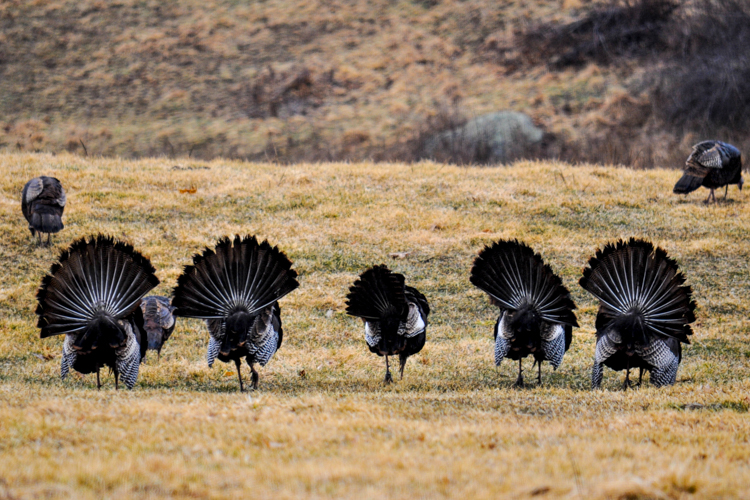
[36,235,159,338]
[689,140,739,169]
[405,285,429,318]
[172,235,299,319]
[470,239,578,327]
[579,238,696,343]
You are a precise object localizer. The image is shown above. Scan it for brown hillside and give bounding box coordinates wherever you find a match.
[1,0,749,165]
[0,0,603,161]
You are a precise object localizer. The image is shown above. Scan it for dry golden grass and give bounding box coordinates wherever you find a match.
[1,152,750,499]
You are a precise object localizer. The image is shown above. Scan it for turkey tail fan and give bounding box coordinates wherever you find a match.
[470,239,578,327]
[345,265,408,321]
[673,173,704,194]
[172,235,299,319]
[36,235,160,338]
[579,238,696,343]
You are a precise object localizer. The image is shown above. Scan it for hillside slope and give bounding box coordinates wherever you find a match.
[2,0,681,165]
[1,154,749,498]
[4,0,750,167]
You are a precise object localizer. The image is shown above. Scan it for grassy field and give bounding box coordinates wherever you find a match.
[1,153,749,499]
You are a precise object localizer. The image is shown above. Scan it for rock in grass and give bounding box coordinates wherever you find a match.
[423,111,544,165]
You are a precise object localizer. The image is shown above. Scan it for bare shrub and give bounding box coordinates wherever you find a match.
[650,0,750,133]
[378,104,477,165]
[652,59,750,133]
[511,0,750,168]
[514,0,678,69]
[235,66,324,120]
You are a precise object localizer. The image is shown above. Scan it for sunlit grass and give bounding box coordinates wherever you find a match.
[1,152,749,499]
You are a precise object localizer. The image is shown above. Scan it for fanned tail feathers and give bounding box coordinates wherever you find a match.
[579,238,696,343]
[345,265,407,321]
[470,239,578,327]
[36,235,159,338]
[172,235,299,319]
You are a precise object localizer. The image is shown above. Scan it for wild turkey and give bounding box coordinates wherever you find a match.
[140,296,176,361]
[36,235,158,389]
[21,176,67,246]
[470,240,578,386]
[346,265,429,384]
[673,140,743,203]
[579,238,696,389]
[172,235,299,391]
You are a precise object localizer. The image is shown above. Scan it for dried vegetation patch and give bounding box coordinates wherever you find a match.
[8,0,750,167]
[1,153,750,498]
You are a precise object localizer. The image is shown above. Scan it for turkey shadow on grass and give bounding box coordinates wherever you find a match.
[15,370,690,394]
[674,195,742,206]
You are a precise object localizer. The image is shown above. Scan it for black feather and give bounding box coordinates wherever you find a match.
[470,239,578,327]
[140,296,176,355]
[405,285,429,318]
[345,265,408,321]
[673,173,705,194]
[172,235,298,390]
[346,265,429,382]
[36,235,158,388]
[36,234,159,338]
[580,237,696,345]
[673,141,743,197]
[172,235,299,319]
[21,176,66,238]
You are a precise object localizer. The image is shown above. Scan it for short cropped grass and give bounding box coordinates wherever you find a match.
[1,153,749,499]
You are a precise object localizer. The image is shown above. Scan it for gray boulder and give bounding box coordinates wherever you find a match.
[423,111,544,164]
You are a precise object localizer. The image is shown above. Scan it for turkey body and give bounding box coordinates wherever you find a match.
[470,239,578,386]
[580,238,696,389]
[346,265,429,383]
[203,302,284,384]
[36,235,158,389]
[494,311,573,377]
[22,176,66,246]
[673,141,743,203]
[172,235,299,391]
[140,296,177,360]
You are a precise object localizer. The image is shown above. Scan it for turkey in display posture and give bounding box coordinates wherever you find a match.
[470,240,578,387]
[579,238,696,389]
[140,296,176,361]
[673,140,743,203]
[346,265,429,384]
[172,235,299,391]
[22,176,67,246]
[36,235,159,389]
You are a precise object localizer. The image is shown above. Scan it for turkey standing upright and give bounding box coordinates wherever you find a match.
[36,235,159,389]
[470,240,578,387]
[673,140,743,203]
[579,238,696,389]
[140,296,176,361]
[346,265,429,384]
[22,176,66,246]
[171,235,299,391]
